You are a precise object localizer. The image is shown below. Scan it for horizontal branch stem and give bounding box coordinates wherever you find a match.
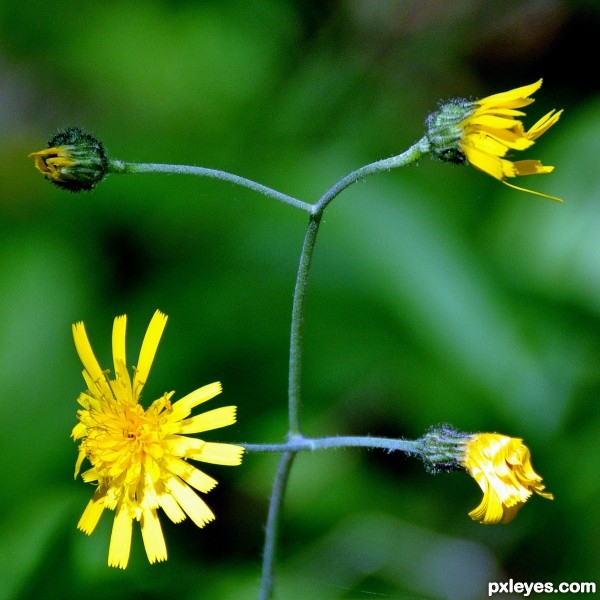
[243,435,420,455]
[108,160,313,213]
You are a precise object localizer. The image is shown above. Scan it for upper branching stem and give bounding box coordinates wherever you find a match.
[108,160,314,213]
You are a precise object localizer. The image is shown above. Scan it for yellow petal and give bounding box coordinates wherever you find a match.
[140,508,167,564]
[512,160,554,176]
[77,489,106,534]
[73,448,87,477]
[72,422,87,440]
[108,505,133,569]
[502,179,562,202]
[159,492,187,524]
[133,310,168,400]
[468,489,505,524]
[466,114,526,130]
[185,441,245,466]
[477,79,542,109]
[165,457,218,493]
[471,107,526,118]
[81,370,104,401]
[462,143,505,180]
[112,315,132,398]
[166,382,222,422]
[72,321,112,399]
[500,503,523,523]
[474,128,534,151]
[167,476,215,528]
[527,109,563,140]
[165,435,205,456]
[465,133,512,158]
[81,467,100,484]
[170,406,237,435]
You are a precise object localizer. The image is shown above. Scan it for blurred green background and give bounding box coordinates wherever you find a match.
[1,1,599,598]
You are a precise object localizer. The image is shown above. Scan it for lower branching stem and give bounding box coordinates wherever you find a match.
[258,451,296,600]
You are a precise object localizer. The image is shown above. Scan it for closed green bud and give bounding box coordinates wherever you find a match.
[29,127,108,192]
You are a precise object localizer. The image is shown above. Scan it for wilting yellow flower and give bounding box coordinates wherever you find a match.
[72,310,243,568]
[426,79,562,201]
[462,433,553,524]
[460,79,562,201]
[29,127,108,191]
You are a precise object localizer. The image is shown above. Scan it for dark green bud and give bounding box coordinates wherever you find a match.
[29,127,109,192]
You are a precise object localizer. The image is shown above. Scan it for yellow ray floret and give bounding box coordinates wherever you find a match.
[461,433,553,524]
[71,310,243,568]
[459,79,563,201]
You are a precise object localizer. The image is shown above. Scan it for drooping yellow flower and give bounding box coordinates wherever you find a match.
[426,79,562,201]
[461,433,553,524]
[460,79,562,201]
[72,310,243,568]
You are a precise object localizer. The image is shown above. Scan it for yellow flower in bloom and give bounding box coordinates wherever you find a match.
[72,310,243,568]
[462,433,553,524]
[460,79,563,201]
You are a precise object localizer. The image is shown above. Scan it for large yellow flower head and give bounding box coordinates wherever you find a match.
[71,310,243,568]
[461,433,553,524]
[426,79,562,201]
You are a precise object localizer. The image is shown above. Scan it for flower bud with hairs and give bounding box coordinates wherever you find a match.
[29,127,109,192]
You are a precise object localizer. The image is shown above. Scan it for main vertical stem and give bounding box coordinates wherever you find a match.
[258,452,296,600]
[258,213,322,599]
[260,139,429,598]
[288,213,322,435]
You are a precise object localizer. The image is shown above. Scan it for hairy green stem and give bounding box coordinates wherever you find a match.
[108,160,313,213]
[267,137,430,599]
[286,136,430,436]
[243,435,420,455]
[314,137,430,212]
[287,215,321,434]
[258,451,296,600]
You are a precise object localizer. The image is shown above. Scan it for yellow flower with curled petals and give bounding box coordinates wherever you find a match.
[72,310,243,568]
[426,79,562,201]
[460,79,562,200]
[462,433,553,524]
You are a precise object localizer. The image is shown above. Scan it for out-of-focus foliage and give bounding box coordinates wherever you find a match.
[1,1,599,598]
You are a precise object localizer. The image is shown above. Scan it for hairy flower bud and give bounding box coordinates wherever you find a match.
[425,99,473,164]
[29,127,109,192]
[418,424,466,474]
[425,79,562,201]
